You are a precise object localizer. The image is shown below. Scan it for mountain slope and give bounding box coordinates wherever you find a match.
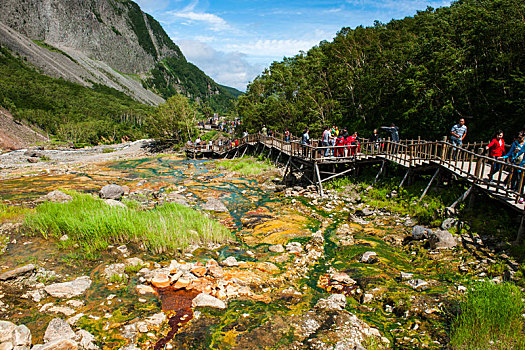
[0,0,239,108]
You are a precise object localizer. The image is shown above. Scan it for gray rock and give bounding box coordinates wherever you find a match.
[0,320,16,343]
[104,199,126,209]
[407,279,428,290]
[165,193,189,207]
[75,330,98,350]
[429,230,457,249]
[192,293,226,309]
[0,342,13,350]
[355,208,374,217]
[201,198,228,212]
[268,244,285,253]
[24,150,43,158]
[412,226,432,240]
[220,256,239,267]
[102,264,126,280]
[32,338,78,350]
[43,318,76,342]
[44,277,92,298]
[13,325,31,348]
[27,157,39,163]
[0,264,35,281]
[400,272,413,280]
[285,242,303,254]
[99,184,124,200]
[441,218,457,230]
[360,251,377,263]
[361,293,374,304]
[315,294,347,311]
[36,191,73,204]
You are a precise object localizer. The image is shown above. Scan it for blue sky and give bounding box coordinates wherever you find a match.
[135,0,452,91]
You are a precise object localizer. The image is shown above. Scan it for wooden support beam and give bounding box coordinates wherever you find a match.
[399,168,410,188]
[232,148,239,159]
[314,162,324,197]
[418,168,440,203]
[515,213,525,244]
[445,185,474,216]
[373,161,385,185]
[321,166,355,183]
[274,151,281,166]
[240,145,248,158]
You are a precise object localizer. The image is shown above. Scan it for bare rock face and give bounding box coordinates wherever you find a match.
[0,0,180,75]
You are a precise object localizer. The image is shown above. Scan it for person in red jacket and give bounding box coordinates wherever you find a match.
[485,130,505,182]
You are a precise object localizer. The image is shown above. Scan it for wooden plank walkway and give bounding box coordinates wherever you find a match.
[186,133,525,213]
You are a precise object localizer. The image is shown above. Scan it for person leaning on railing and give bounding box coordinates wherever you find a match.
[507,134,525,204]
[500,132,525,193]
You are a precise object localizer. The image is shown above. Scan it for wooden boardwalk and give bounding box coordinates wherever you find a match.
[186,133,525,214]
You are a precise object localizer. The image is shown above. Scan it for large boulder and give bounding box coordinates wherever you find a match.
[13,324,32,348]
[429,230,458,249]
[0,321,16,343]
[99,184,124,200]
[44,277,92,298]
[43,318,76,343]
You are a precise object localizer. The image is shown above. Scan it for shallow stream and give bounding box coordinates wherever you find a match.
[0,156,478,349]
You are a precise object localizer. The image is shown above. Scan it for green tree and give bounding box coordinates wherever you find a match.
[148,94,197,144]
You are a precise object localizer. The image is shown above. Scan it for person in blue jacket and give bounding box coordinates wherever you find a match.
[507,132,525,203]
[500,132,524,192]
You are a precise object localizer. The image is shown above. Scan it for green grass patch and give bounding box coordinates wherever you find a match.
[220,157,276,176]
[450,281,525,350]
[0,203,31,223]
[24,192,231,258]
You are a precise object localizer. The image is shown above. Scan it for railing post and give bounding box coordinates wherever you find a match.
[440,136,448,164]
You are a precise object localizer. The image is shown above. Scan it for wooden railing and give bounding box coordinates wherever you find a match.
[186,133,525,205]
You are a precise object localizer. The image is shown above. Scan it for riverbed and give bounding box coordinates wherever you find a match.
[0,148,508,349]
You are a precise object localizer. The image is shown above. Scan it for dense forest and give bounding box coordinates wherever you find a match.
[238,0,525,142]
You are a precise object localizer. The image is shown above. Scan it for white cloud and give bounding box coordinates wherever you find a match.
[224,38,325,59]
[177,40,263,91]
[166,7,231,32]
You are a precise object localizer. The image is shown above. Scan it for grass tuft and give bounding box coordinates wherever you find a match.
[220,157,276,176]
[24,192,231,258]
[450,281,525,350]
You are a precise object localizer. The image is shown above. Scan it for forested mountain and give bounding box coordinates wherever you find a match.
[0,0,239,110]
[238,0,524,141]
